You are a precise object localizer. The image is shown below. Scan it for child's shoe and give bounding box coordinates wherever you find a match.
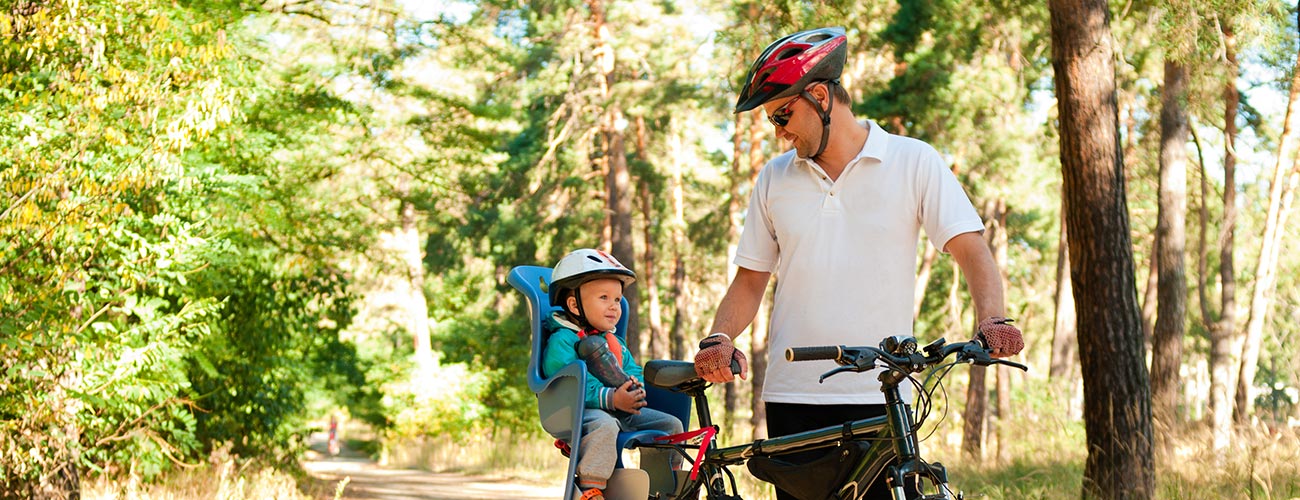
[578,488,605,500]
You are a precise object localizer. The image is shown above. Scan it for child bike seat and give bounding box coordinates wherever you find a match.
[509,265,692,500]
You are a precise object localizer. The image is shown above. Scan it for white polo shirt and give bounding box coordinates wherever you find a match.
[735,120,984,405]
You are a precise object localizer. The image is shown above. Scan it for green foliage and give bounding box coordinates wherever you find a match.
[1,0,391,491]
[4,0,1300,494]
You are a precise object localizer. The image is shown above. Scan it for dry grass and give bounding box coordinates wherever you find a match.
[86,416,1299,500]
[382,429,571,484]
[82,462,324,500]
[388,412,1300,500]
[82,444,331,500]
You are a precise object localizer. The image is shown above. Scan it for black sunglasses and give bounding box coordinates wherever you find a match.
[767,95,802,127]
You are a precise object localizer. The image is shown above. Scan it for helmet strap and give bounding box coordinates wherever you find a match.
[566,288,594,330]
[803,85,834,160]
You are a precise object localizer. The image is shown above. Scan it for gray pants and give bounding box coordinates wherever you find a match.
[573,408,683,490]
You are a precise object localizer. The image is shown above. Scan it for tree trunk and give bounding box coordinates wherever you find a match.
[669,124,689,362]
[1237,19,1300,424]
[987,199,1011,464]
[720,110,749,428]
[398,180,433,368]
[996,364,1011,463]
[751,280,772,439]
[964,363,988,460]
[1140,247,1158,347]
[588,2,640,356]
[607,119,639,357]
[914,241,939,319]
[1193,124,1214,328]
[1048,0,1155,496]
[961,253,985,459]
[1209,18,1240,452]
[638,182,665,359]
[635,118,666,360]
[1152,59,1190,455]
[1049,212,1078,383]
[743,111,769,436]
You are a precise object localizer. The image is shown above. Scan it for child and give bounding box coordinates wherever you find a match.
[542,249,683,500]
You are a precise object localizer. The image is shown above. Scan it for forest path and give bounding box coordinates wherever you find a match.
[303,432,564,500]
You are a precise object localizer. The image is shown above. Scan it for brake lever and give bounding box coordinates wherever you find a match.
[818,365,857,383]
[817,350,879,382]
[993,359,1029,372]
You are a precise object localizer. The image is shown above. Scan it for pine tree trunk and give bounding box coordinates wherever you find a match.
[751,281,772,439]
[638,182,665,359]
[589,1,639,356]
[988,199,1011,464]
[964,362,987,460]
[635,118,665,360]
[1140,248,1157,347]
[913,241,938,319]
[1152,60,1190,453]
[745,112,769,435]
[669,125,689,361]
[1049,212,1078,382]
[1237,21,1300,424]
[962,245,985,459]
[1049,0,1155,496]
[1209,18,1240,452]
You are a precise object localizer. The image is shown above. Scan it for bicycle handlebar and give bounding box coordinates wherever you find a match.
[785,345,842,362]
[785,337,1028,381]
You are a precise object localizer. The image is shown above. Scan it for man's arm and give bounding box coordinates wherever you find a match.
[944,232,1005,321]
[945,231,1023,358]
[709,267,772,338]
[697,267,771,382]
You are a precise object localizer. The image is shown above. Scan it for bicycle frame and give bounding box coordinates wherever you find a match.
[639,337,1021,500]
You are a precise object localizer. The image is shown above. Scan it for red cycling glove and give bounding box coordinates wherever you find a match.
[977,317,1024,357]
[694,333,748,381]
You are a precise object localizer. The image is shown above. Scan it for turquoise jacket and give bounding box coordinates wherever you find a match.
[542,313,644,411]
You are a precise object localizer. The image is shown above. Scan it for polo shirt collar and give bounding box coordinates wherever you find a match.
[795,119,890,169]
[858,119,889,162]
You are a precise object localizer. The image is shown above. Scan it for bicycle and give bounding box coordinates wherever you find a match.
[633,335,1028,500]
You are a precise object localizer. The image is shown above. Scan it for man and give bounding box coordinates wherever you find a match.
[693,27,1024,499]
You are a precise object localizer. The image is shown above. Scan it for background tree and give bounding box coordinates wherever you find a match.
[1048,0,1155,497]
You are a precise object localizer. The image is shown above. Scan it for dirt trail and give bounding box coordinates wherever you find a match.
[303,433,564,500]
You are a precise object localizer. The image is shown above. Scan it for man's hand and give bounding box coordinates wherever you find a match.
[694,333,749,383]
[612,378,647,414]
[977,317,1024,358]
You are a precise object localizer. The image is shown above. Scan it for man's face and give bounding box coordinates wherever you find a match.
[761,85,826,158]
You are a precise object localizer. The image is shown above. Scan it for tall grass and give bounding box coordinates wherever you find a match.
[382,429,569,484]
[388,409,1300,500]
[82,453,325,500]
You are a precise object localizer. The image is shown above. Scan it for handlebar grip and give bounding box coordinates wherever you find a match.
[786,345,843,362]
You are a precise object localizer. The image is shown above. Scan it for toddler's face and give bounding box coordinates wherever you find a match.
[568,278,624,332]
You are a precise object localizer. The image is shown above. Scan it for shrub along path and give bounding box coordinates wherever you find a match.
[303,433,563,500]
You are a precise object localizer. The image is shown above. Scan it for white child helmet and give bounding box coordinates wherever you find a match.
[549,249,636,308]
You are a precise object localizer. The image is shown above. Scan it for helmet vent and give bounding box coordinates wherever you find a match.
[806,33,832,42]
[776,48,804,61]
[586,255,603,263]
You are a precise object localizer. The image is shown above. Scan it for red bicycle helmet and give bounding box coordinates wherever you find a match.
[735,27,848,113]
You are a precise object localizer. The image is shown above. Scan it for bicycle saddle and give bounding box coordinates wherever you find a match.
[642,360,700,389]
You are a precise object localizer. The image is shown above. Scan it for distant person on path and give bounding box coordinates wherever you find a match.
[328,413,340,456]
[692,26,1025,499]
[543,249,683,500]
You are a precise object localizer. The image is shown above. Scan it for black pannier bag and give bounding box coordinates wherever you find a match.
[746,441,872,500]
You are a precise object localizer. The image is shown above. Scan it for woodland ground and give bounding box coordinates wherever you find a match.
[302,431,564,500]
